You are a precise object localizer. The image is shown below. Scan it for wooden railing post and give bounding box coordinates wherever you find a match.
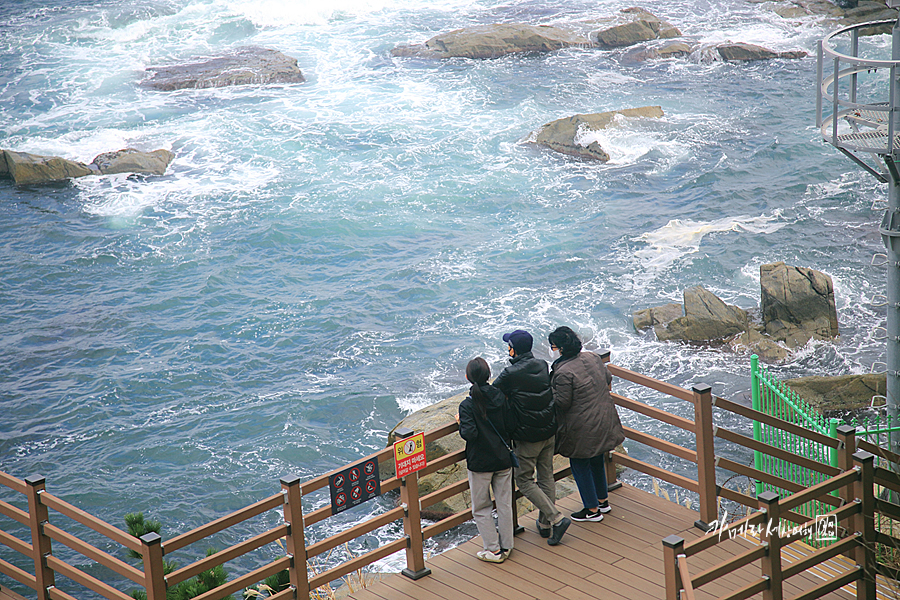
[662,534,685,600]
[853,451,876,600]
[25,475,54,600]
[836,424,858,560]
[758,491,782,600]
[693,384,717,530]
[836,424,857,502]
[600,350,622,491]
[281,475,308,599]
[396,428,431,580]
[140,533,166,600]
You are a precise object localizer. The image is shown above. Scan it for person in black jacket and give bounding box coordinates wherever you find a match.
[456,357,515,563]
[494,330,570,546]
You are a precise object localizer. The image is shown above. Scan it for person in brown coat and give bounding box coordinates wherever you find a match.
[548,326,625,522]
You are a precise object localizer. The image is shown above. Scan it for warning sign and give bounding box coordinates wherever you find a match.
[394,432,427,479]
[329,457,380,515]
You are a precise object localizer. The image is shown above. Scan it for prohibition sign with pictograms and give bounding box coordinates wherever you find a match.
[329,457,380,515]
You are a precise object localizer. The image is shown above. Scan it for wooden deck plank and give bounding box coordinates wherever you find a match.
[426,554,537,600]
[347,483,864,600]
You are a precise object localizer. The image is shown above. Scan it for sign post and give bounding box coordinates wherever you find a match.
[393,427,431,580]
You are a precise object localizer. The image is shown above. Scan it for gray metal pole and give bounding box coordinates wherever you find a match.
[884,17,900,451]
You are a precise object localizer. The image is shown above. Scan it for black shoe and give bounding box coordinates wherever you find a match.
[597,500,611,513]
[548,517,571,546]
[536,519,551,538]
[570,508,603,522]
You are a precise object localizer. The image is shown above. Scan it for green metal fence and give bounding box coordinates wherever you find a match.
[750,355,841,538]
[751,355,900,550]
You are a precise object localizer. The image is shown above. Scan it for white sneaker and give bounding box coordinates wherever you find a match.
[476,549,506,563]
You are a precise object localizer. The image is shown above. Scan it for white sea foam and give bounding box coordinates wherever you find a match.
[632,213,785,274]
[572,114,690,167]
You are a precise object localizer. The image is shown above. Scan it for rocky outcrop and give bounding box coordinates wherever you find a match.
[1,148,174,185]
[385,391,603,520]
[769,0,897,35]
[760,262,839,347]
[621,40,806,63]
[632,303,684,331]
[591,7,681,49]
[784,373,886,414]
[716,43,807,61]
[0,151,93,185]
[142,47,305,91]
[91,148,174,176]
[634,263,838,363]
[391,24,591,60]
[530,106,664,162]
[621,41,693,63]
[654,286,749,343]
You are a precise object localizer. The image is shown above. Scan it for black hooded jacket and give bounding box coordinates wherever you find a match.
[493,352,556,443]
[458,383,516,472]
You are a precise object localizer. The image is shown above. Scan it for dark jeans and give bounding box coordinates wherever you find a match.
[570,454,608,510]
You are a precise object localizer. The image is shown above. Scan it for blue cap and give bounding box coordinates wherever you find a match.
[502,330,533,354]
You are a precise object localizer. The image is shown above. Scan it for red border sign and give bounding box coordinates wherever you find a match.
[394,432,426,478]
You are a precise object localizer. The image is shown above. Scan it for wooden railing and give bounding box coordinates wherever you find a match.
[2,351,897,600]
[662,450,892,600]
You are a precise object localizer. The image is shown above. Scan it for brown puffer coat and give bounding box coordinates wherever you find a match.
[551,351,625,459]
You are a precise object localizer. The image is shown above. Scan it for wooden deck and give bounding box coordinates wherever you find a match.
[348,484,862,600]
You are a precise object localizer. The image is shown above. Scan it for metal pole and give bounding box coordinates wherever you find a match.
[751,355,764,497]
[884,20,900,454]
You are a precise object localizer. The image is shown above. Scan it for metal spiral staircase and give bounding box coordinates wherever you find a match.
[817,10,900,430]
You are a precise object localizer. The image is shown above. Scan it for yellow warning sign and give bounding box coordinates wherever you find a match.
[393,432,426,478]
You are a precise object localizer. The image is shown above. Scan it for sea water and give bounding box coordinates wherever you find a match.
[0,0,889,582]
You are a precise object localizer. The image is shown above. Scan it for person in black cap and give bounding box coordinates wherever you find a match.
[494,329,570,546]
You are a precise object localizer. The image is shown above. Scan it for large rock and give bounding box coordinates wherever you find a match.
[727,328,790,364]
[391,24,591,60]
[592,8,681,49]
[91,148,174,176]
[142,46,305,91]
[385,391,581,519]
[1,148,174,185]
[783,373,886,414]
[1,150,93,185]
[621,41,693,63]
[760,262,839,347]
[530,106,665,162]
[769,0,895,35]
[633,303,684,331]
[655,286,749,343]
[716,43,807,61]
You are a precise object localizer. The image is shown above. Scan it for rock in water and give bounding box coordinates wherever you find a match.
[1,150,93,185]
[760,262,839,346]
[391,23,591,59]
[783,373,886,413]
[633,303,684,331]
[91,148,174,176]
[621,41,694,63]
[530,106,664,161]
[655,286,749,343]
[591,8,681,49]
[142,47,305,91]
[716,43,807,61]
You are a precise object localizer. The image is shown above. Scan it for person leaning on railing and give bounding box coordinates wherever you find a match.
[493,329,571,546]
[548,326,625,523]
[456,356,518,564]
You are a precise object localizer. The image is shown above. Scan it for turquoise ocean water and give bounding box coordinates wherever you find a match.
[0,0,892,582]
